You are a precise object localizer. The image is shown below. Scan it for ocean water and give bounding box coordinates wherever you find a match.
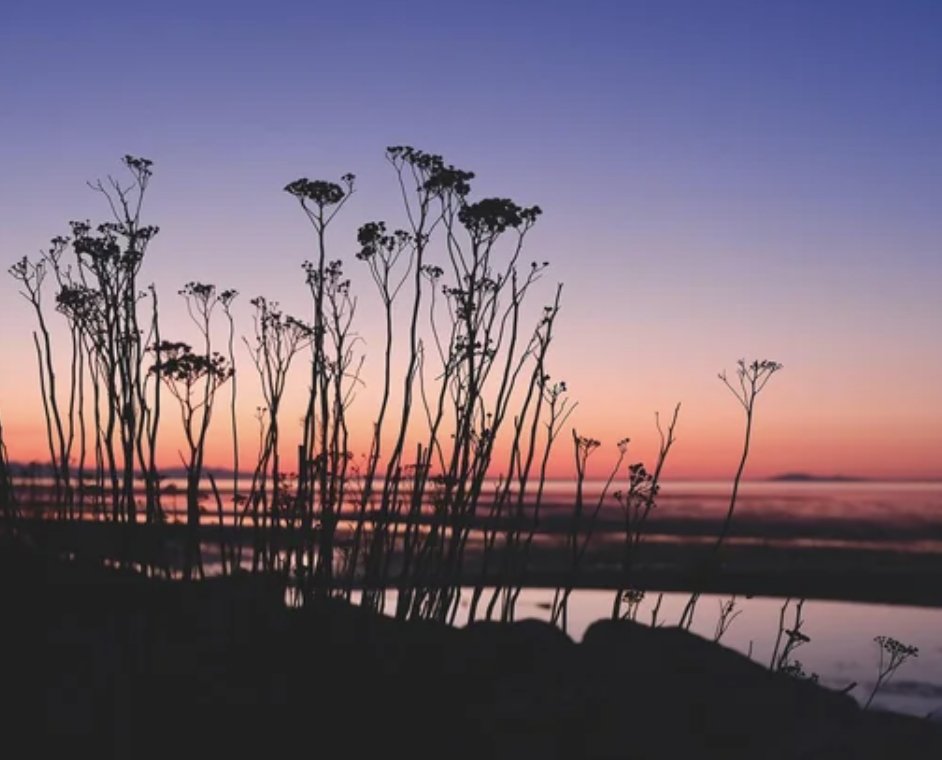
[18,476,942,534]
[530,481,942,719]
[436,587,942,719]
[536,479,942,550]
[531,589,942,719]
[15,477,942,560]
[348,585,942,719]
[644,480,942,524]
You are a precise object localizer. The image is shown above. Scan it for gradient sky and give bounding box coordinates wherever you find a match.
[1,0,940,480]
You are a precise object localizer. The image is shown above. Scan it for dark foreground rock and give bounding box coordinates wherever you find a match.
[1,544,940,759]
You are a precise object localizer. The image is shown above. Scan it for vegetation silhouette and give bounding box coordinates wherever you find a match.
[0,149,932,757]
[4,150,581,615]
[0,420,17,530]
[867,636,920,710]
[678,359,783,629]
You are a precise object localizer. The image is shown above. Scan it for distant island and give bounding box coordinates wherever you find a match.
[767,473,869,483]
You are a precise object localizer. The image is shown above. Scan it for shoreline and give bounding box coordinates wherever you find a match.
[11,518,942,608]
[3,540,941,759]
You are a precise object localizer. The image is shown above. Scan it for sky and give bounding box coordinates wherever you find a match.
[1,0,939,480]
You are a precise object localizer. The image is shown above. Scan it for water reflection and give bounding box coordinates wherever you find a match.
[537,590,942,719]
[357,587,942,719]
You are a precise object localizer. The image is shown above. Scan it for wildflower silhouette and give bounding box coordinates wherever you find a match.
[865,636,919,709]
[150,338,234,578]
[680,359,782,628]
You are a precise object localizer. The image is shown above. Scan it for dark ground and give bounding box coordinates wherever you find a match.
[2,540,942,759]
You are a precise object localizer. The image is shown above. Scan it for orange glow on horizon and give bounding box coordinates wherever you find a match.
[3,394,940,483]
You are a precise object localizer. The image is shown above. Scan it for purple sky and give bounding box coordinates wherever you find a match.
[2,0,940,478]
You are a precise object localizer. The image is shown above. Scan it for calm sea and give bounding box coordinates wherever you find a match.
[515,479,942,554]
[17,477,942,550]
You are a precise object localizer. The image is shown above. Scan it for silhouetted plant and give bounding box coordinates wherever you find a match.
[219,288,240,567]
[285,173,356,598]
[9,156,164,560]
[713,595,742,643]
[649,592,665,627]
[618,589,646,622]
[362,148,477,619]
[281,147,565,625]
[501,376,575,620]
[77,158,161,528]
[9,247,73,518]
[0,418,18,531]
[865,635,919,709]
[150,336,233,578]
[714,360,783,547]
[341,220,412,602]
[769,597,816,682]
[612,404,680,620]
[5,150,815,675]
[679,359,782,628]
[178,282,238,573]
[778,660,818,682]
[550,432,626,631]
[471,293,569,623]
[243,297,314,573]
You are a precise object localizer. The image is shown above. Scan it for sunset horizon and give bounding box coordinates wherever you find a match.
[3,2,940,485]
[3,3,942,753]
[1,144,938,484]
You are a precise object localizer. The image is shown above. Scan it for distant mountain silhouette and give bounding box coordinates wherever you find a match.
[768,472,868,483]
[6,460,240,481]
